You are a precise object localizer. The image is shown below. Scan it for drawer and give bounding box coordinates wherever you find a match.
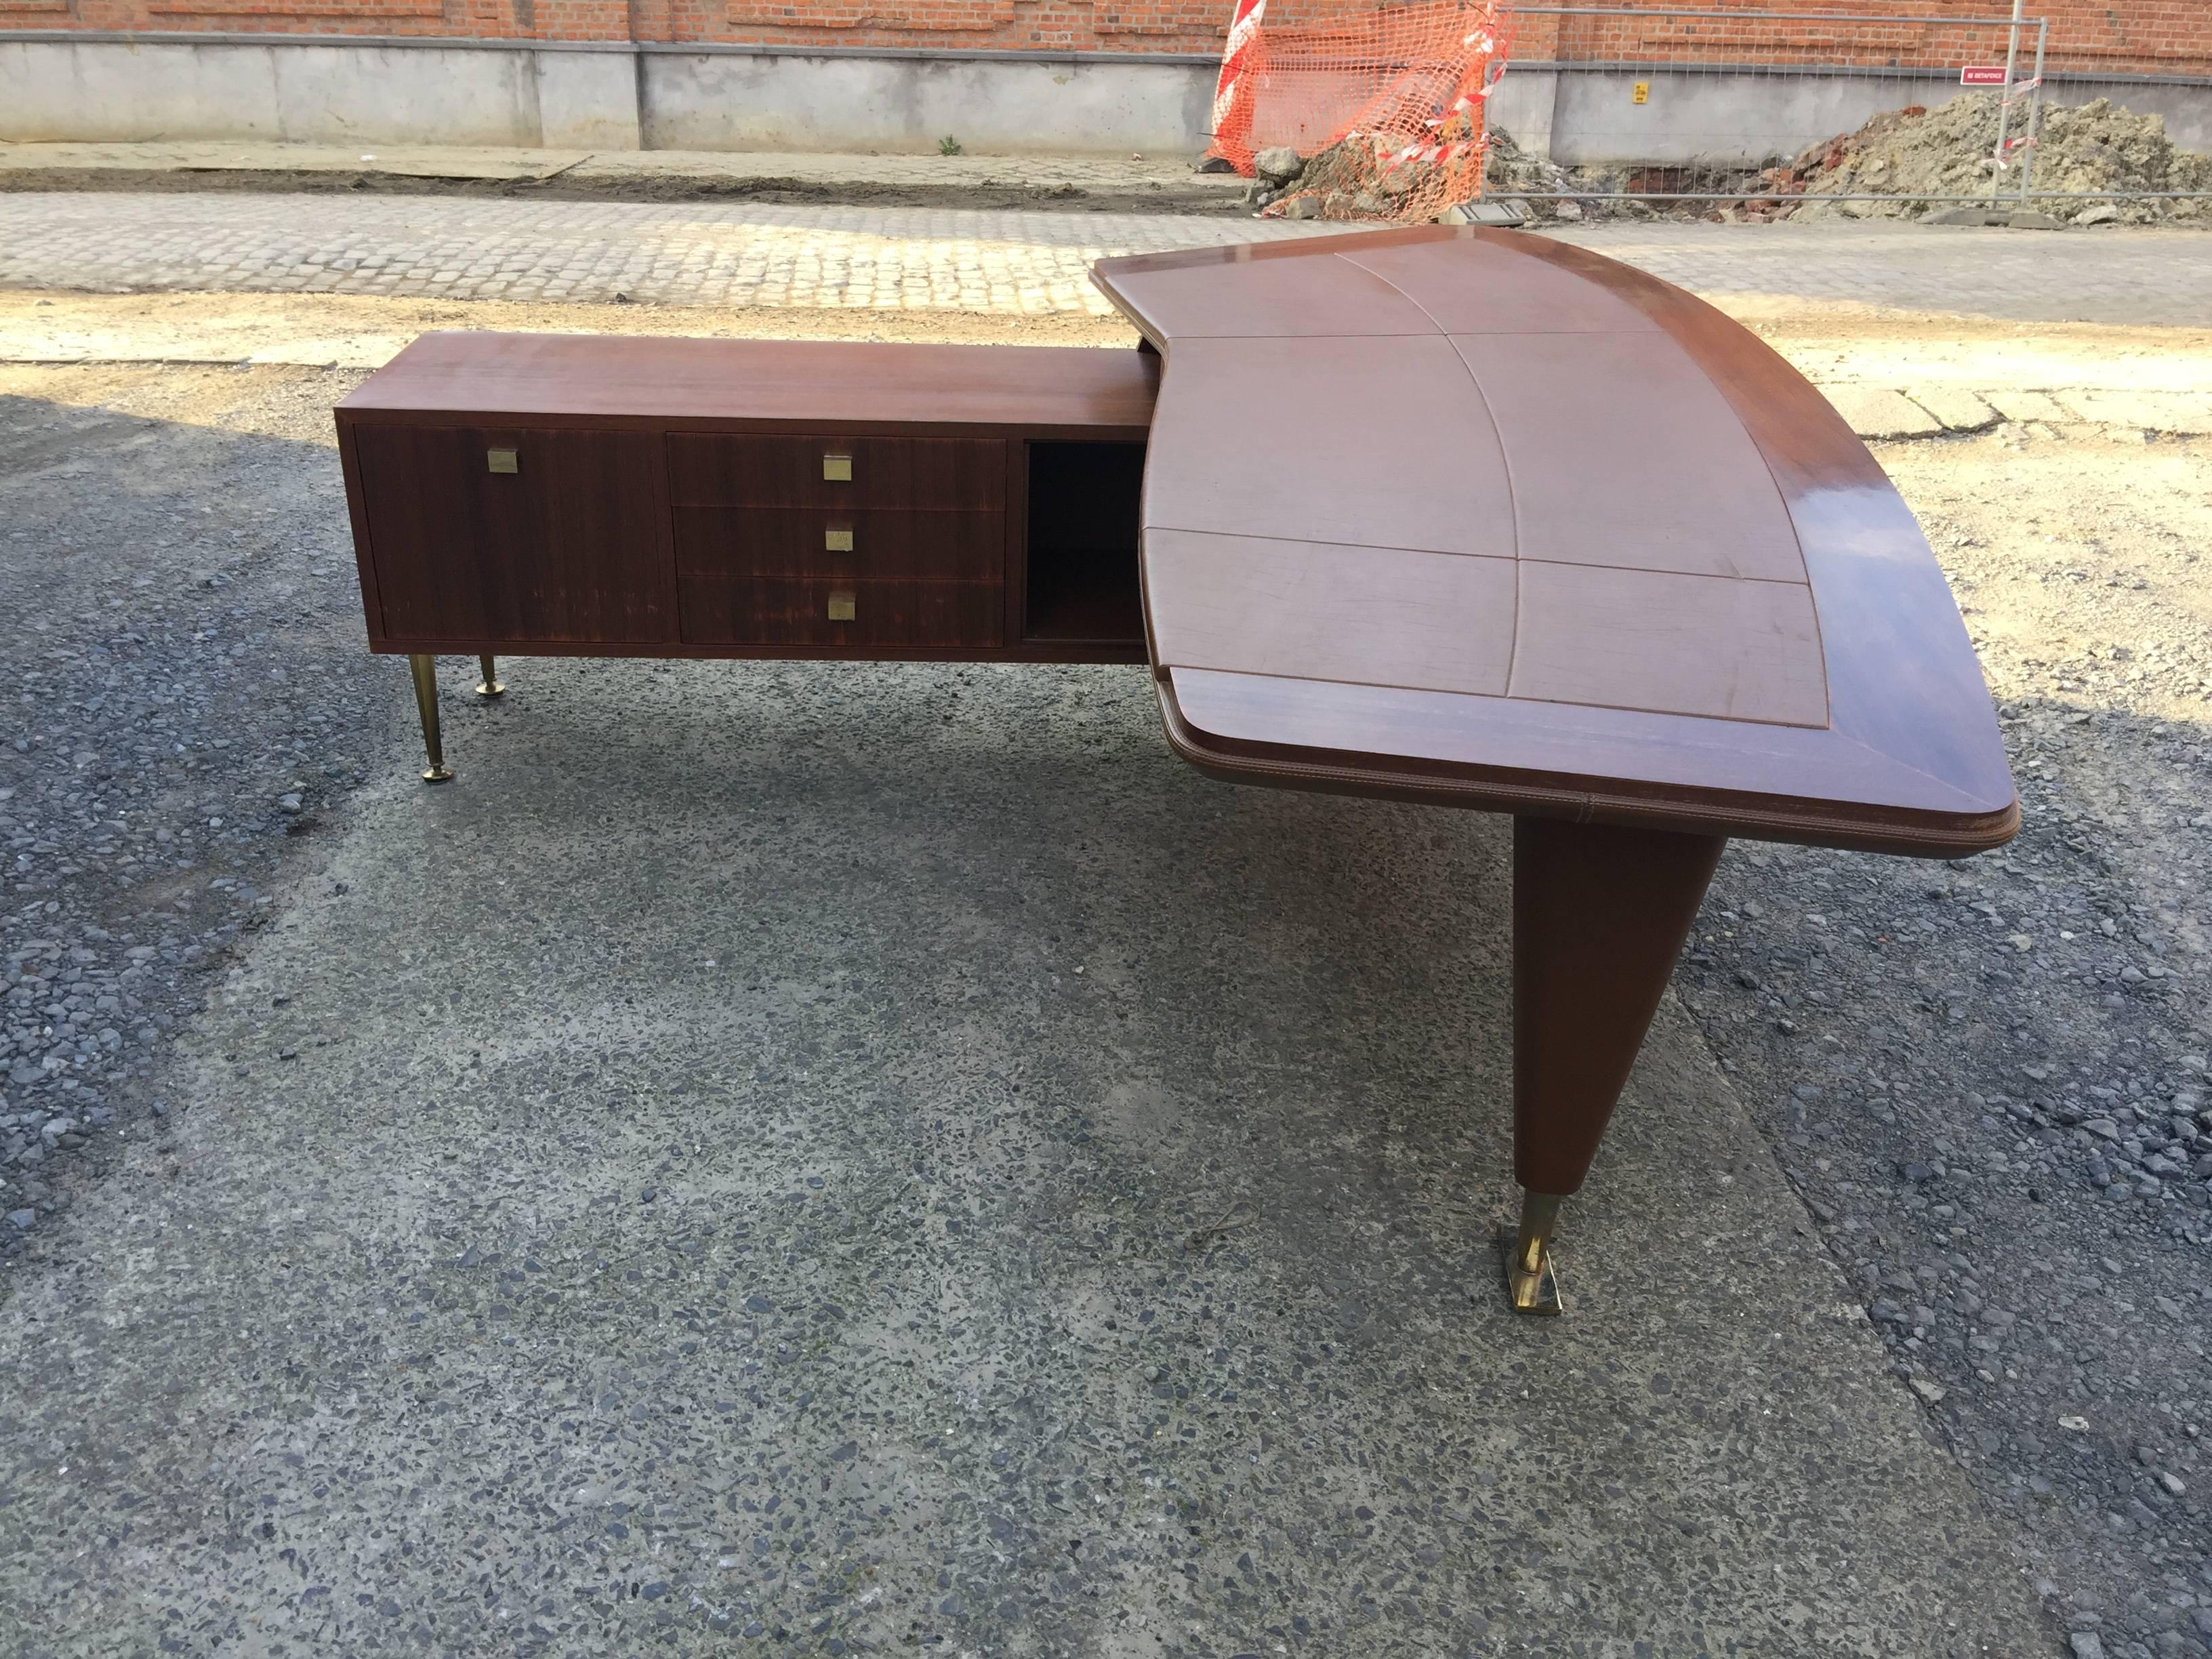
[680,577,1002,649]
[674,506,1003,583]
[668,435,1006,512]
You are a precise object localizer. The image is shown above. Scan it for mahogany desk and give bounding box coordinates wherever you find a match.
[336,226,2018,1315]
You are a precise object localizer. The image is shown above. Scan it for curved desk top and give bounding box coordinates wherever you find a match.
[1091,227,2018,857]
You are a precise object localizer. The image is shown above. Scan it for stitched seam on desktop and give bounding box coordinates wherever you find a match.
[1326,253,1525,692]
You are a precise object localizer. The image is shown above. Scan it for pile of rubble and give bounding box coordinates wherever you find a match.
[1481,124,1590,220]
[1246,125,1658,224]
[1462,95,2212,226]
[1243,140,1395,220]
[1246,123,1486,222]
[1479,125,1738,222]
[1784,94,2211,224]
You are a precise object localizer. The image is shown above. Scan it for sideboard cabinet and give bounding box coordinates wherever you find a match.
[337,333,1159,665]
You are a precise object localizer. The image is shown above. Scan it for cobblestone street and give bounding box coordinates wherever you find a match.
[0,193,1324,314]
[2,188,2209,324]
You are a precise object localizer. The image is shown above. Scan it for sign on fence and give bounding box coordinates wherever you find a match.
[1960,65,2010,86]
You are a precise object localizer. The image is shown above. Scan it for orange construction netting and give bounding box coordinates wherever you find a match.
[1206,1,1516,223]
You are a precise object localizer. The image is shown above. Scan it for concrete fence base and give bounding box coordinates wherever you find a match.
[1,31,2207,162]
[1488,65,2212,167]
[0,34,1219,156]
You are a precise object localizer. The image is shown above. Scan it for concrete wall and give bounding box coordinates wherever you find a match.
[0,34,1210,155]
[1502,64,2212,167]
[640,49,1211,154]
[540,50,645,149]
[1,33,2207,162]
[0,38,550,146]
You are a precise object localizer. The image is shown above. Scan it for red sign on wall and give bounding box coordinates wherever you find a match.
[1960,65,2010,85]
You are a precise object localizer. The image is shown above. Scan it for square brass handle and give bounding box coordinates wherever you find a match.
[822,453,852,482]
[825,527,855,553]
[486,448,519,474]
[827,589,857,622]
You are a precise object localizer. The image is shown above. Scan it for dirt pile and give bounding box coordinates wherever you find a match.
[1254,119,1706,225]
[1481,125,1742,222]
[1788,93,2212,224]
[1250,94,2211,226]
[1255,112,1489,222]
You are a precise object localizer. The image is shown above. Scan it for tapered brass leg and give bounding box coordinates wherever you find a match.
[475,654,504,699]
[1502,1191,1565,1315]
[408,654,453,783]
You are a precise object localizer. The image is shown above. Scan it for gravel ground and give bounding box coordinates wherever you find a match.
[2,324,2209,1654]
[1,363,392,1245]
[1687,425,2212,1659]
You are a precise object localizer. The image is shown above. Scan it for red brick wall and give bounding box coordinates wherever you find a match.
[8,0,2207,77]
[1513,2,2211,81]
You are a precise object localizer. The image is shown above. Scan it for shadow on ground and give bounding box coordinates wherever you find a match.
[1,504,2051,1659]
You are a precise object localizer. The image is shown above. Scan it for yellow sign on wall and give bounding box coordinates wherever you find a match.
[1633,81,1650,104]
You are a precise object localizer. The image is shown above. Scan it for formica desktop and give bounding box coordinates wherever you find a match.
[335,226,2019,1315]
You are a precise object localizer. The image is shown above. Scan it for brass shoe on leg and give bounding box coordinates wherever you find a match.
[1501,1191,1565,1315]
[476,654,504,699]
[408,653,454,783]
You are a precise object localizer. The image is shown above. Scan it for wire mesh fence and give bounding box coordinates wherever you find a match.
[1481,5,2212,222]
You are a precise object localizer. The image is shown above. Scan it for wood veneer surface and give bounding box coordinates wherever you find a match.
[340,334,1159,436]
[340,335,1158,664]
[1090,228,2018,854]
[354,424,674,644]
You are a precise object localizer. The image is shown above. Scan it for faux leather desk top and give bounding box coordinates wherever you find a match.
[1092,227,2019,856]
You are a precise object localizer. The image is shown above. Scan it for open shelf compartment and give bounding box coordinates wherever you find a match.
[1023,441,1147,647]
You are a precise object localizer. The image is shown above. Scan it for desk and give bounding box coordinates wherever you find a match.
[336,226,2018,1314]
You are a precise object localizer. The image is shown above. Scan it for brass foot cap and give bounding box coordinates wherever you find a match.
[422,765,455,783]
[1498,1225,1564,1316]
[476,681,505,699]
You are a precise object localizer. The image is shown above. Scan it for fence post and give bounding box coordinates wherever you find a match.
[1990,0,2023,206]
[2019,15,2048,203]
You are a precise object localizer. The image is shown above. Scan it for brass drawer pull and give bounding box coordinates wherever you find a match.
[486,447,518,474]
[821,453,852,482]
[824,527,854,553]
[827,589,857,622]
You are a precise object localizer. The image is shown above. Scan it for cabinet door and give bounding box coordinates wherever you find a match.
[355,425,674,644]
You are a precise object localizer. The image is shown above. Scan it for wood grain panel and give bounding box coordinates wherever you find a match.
[354,424,674,644]
[1509,561,1827,728]
[1073,248,1438,339]
[1160,667,2013,856]
[1518,236,2022,816]
[342,335,1158,435]
[678,577,1002,649]
[667,436,1005,512]
[1147,529,1515,696]
[1339,237,1664,335]
[1141,336,1515,558]
[1454,331,1807,583]
[674,506,1004,583]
